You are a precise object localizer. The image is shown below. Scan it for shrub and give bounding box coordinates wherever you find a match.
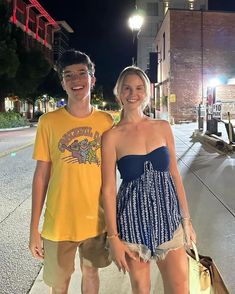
[0,110,30,129]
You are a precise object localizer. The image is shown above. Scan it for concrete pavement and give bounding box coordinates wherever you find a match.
[0,123,234,293]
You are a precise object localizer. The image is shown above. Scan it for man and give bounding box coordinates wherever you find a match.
[29,50,113,294]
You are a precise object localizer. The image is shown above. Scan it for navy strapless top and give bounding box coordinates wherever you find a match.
[117,146,169,182]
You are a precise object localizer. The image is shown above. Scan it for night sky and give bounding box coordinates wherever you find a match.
[38,0,235,98]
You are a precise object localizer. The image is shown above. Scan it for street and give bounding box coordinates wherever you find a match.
[0,144,42,294]
[0,123,235,294]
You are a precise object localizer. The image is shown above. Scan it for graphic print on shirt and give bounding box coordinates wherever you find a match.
[58,127,101,165]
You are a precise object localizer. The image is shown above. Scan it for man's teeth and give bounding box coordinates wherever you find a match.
[72,86,83,90]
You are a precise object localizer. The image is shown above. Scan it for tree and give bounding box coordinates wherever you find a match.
[37,68,65,99]
[0,0,52,112]
[12,48,51,98]
[0,0,20,111]
[28,68,65,117]
[91,85,104,108]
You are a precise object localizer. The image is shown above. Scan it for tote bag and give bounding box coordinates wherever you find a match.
[187,242,229,294]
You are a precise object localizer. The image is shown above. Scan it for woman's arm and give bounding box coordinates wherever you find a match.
[101,130,118,236]
[164,121,196,244]
[101,130,135,272]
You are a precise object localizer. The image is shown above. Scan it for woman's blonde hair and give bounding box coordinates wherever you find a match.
[113,66,151,111]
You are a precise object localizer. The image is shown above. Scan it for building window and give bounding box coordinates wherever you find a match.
[146,2,158,16]
[163,32,165,60]
[16,10,25,24]
[28,21,35,32]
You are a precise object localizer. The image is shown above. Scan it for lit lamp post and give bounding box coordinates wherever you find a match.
[128,9,144,66]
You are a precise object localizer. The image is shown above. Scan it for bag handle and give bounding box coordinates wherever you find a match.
[191,241,200,262]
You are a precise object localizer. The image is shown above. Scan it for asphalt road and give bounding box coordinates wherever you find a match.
[0,145,42,294]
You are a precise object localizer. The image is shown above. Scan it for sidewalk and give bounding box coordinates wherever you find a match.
[29,122,234,294]
[1,123,233,293]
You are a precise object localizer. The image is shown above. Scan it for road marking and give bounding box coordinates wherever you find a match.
[0,141,34,158]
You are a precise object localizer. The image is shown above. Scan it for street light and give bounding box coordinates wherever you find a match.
[102,101,107,110]
[128,7,144,65]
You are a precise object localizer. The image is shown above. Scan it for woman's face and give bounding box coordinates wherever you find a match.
[120,74,146,110]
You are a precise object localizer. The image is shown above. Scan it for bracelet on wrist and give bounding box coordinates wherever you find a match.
[107,233,119,239]
[181,217,192,222]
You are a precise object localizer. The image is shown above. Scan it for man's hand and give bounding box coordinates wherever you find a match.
[29,230,44,260]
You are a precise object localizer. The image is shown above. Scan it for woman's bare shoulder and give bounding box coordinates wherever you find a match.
[102,124,122,141]
[151,119,171,128]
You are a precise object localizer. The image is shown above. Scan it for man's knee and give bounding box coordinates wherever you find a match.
[51,280,70,294]
[81,264,99,278]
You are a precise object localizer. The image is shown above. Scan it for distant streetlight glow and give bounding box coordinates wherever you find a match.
[209,78,222,87]
[128,14,144,31]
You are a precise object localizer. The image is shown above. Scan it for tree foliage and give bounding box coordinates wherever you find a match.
[37,68,65,99]
[12,49,51,98]
[0,0,52,111]
[0,0,19,81]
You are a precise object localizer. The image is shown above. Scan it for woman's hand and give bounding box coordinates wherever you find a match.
[109,237,136,273]
[182,218,197,248]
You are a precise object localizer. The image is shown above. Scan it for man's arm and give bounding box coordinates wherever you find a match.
[29,160,51,260]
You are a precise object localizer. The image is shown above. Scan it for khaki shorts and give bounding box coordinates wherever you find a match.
[43,233,111,288]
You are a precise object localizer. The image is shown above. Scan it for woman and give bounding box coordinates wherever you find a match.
[101,66,196,293]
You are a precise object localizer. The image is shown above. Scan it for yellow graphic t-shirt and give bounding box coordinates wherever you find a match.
[33,107,113,241]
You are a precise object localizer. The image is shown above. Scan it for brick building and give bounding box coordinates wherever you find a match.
[136,0,208,72]
[154,9,235,122]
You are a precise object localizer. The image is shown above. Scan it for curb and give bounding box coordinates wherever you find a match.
[0,141,34,158]
[0,126,31,132]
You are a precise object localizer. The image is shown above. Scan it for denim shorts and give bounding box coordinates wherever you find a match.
[122,224,185,262]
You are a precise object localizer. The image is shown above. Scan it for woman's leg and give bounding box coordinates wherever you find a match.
[157,246,188,294]
[126,254,151,294]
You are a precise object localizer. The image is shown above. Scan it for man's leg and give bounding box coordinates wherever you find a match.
[80,261,99,294]
[79,233,111,294]
[50,277,71,294]
[43,239,78,294]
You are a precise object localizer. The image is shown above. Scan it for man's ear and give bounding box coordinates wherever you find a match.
[61,80,65,90]
[91,76,96,89]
